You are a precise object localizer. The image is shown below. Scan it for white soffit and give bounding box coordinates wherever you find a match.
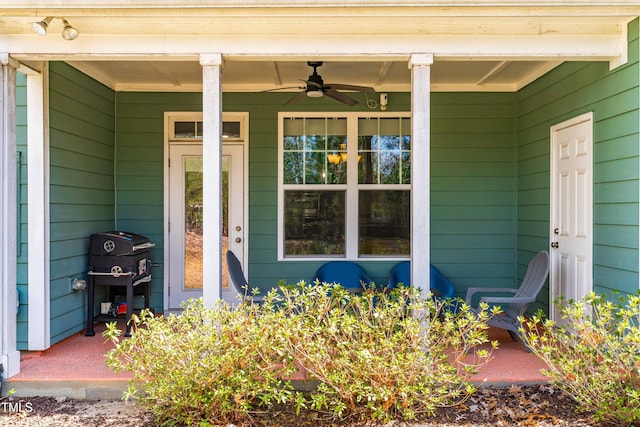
[63,58,569,92]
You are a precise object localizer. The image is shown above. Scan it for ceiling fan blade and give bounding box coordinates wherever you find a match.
[261,86,305,93]
[304,79,322,89]
[326,83,376,93]
[284,91,307,105]
[324,89,358,106]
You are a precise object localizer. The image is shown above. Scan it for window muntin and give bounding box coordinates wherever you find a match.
[280,113,411,260]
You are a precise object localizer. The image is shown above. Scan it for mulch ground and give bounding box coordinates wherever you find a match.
[0,385,606,427]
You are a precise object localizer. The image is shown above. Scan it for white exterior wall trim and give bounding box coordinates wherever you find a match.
[0,53,20,379]
[27,64,51,351]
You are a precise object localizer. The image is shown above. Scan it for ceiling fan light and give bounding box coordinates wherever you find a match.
[31,17,52,36]
[61,19,79,40]
[327,153,341,165]
[306,89,323,98]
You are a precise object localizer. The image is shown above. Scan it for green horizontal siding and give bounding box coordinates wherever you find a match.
[48,62,116,346]
[431,92,516,296]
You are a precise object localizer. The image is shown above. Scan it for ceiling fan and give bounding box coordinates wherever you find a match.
[271,61,376,106]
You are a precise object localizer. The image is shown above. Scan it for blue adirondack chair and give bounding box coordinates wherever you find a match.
[313,261,373,292]
[388,261,456,297]
[388,261,457,311]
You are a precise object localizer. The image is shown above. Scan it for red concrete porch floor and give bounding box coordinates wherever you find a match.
[7,321,549,399]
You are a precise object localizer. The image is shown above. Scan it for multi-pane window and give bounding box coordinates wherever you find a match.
[279,113,411,259]
[358,117,411,185]
[283,117,348,185]
[169,114,245,142]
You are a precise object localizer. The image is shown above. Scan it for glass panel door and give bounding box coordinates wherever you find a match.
[168,144,244,310]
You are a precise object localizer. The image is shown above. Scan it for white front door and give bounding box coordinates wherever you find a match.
[167,144,245,311]
[549,112,593,322]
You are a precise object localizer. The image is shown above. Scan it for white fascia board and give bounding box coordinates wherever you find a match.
[2,33,624,60]
[5,1,640,9]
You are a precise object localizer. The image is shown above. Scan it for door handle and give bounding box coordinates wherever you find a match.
[551,242,559,248]
[235,237,242,243]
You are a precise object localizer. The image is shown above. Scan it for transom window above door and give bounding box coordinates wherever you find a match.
[168,113,246,142]
[278,113,411,260]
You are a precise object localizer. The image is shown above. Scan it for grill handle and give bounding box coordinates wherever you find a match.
[87,271,133,277]
[133,242,156,251]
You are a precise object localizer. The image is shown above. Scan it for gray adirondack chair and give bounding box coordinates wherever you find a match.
[226,250,264,303]
[465,251,550,343]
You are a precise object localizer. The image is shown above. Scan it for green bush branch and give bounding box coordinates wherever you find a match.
[521,291,640,426]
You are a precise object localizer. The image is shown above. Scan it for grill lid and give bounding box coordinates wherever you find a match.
[90,231,154,256]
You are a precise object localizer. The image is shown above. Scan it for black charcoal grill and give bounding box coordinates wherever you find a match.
[85,231,154,337]
[89,231,153,279]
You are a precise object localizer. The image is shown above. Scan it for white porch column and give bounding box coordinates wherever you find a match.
[0,54,20,378]
[26,64,50,350]
[200,54,223,308]
[409,54,433,292]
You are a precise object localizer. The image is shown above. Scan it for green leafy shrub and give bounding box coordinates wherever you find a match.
[279,282,497,421]
[105,282,497,425]
[104,296,299,426]
[521,291,640,426]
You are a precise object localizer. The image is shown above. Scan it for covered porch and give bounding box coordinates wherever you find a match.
[1,1,639,383]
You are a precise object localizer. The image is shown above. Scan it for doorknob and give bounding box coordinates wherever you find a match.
[235,237,242,243]
[554,228,559,235]
[235,226,241,231]
[551,242,559,248]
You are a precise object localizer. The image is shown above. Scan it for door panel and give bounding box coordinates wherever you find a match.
[168,144,244,310]
[550,113,593,322]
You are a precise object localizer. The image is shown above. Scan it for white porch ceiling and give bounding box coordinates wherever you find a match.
[63,58,564,93]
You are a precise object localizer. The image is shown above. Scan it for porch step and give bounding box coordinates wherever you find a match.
[7,375,548,401]
[7,379,129,400]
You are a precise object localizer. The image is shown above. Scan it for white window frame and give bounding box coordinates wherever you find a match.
[277,111,411,261]
[167,111,247,143]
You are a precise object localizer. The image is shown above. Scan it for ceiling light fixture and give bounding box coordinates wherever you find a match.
[31,16,79,40]
[306,89,323,98]
[31,17,52,36]
[61,19,79,40]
